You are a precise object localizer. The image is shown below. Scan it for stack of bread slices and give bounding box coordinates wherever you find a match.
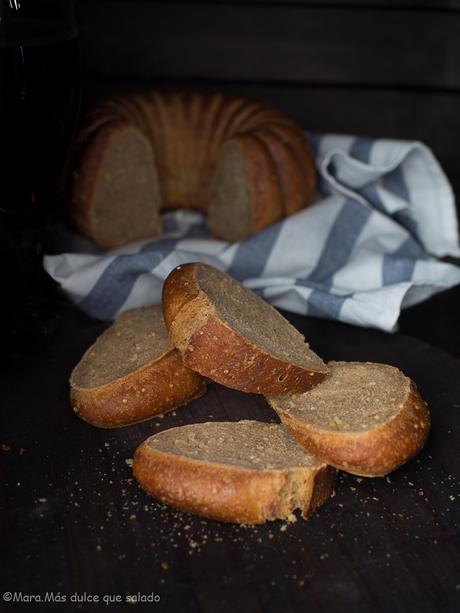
[70,263,430,525]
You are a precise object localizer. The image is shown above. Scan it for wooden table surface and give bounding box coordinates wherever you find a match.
[1,308,460,612]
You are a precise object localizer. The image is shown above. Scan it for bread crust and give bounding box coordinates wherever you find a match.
[269,381,430,477]
[70,348,207,429]
[162,263,329,394]
[268,123,317,207]
[228,133,283,235]
[254,127,306,216]
[209,95,247,158]
[133,438,336,524]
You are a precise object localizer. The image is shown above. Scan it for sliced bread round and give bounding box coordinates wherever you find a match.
[268,361,430,477]
[133,420,336,524]
[70,306,207,428]
[162,263,328,394]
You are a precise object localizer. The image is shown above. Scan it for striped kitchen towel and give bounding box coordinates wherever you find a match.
[44,133,460,332]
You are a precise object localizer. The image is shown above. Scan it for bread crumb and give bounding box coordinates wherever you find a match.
[125,458,133,467]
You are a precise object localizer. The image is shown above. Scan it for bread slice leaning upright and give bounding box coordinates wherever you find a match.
[162,263,328,394]
[268,361,430,477]
[70,306,207,428]
[133,420,336,524]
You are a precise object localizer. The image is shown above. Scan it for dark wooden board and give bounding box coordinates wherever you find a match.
[76,3,460,90]
[1,308,460,612]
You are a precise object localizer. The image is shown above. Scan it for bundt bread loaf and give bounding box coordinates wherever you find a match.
[70,91,317,248]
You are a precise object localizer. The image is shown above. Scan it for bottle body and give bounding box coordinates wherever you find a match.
[0,1,80,358]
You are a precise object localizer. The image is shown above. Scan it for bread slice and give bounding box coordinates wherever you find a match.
[162,263,328,394]
[133,420,336,524]
[70,306,207,428]
[268,361,430,477]
[71,120,162,249]
[208,133,283,241]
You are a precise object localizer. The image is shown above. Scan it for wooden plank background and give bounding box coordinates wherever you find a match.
[75,0,460,195]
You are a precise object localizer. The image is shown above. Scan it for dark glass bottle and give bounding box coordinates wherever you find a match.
[0,0,80,360]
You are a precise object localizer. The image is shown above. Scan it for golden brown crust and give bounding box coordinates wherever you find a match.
[270,382,430,477]
[224,99,266,140]
[237,107,295,134]
[162,262,201,331]
[133,440,336,524]
[268,123,317,207]
[254,127,306,216]
[70,348,207,429]
[162,263,329,394]
[208,96,247,159]
[178,91,212,210]
[149,91,171,206]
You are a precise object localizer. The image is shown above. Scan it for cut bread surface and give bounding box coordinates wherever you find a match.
[268,361,430,477]
[70,306,206,428]
[163,263,328,394]
[271,361,408,432]
[71,306,172,389]
[208,139,252,242]
[148,420,321,470]
[133,420,336,524]
[72,122,162,250]
[196,265,324,370]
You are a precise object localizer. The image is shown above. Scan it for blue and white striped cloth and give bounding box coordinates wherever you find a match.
[44,133,460,332]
